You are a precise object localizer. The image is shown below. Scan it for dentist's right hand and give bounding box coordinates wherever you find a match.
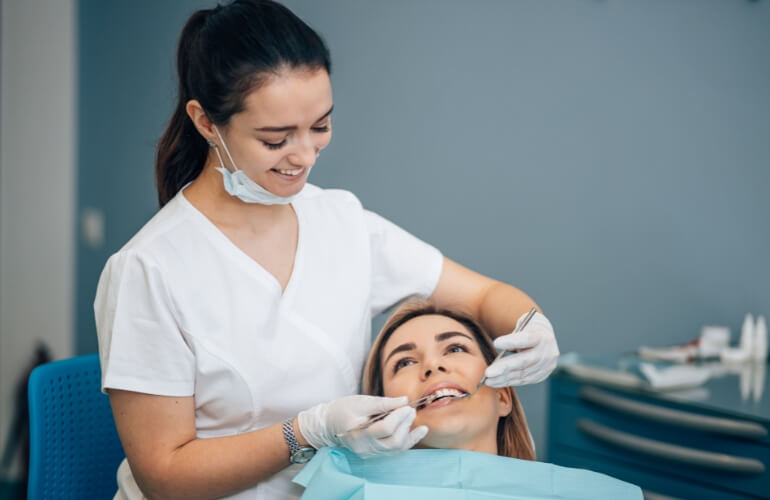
[298,395,428,458]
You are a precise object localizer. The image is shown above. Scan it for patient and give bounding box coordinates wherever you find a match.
[361,299,535,459]
[294,300,643,499]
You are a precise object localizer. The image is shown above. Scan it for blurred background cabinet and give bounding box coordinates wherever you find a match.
[547,357,769,499]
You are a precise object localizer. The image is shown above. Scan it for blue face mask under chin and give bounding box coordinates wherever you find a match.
[210,125,309,205]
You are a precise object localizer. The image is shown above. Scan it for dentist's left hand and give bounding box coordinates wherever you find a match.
[485,311,559,387]
[298,395,428,459]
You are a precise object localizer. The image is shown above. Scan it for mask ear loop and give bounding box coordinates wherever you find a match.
[207,139,228,171]
[212,125,240,173]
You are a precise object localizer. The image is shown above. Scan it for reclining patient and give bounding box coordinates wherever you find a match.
[295,300,642,499]
[363,299,536,459]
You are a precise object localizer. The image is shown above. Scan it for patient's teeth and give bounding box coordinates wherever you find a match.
[430,388,463,398]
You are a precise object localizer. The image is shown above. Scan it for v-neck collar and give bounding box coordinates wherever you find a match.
[177,190,304,301]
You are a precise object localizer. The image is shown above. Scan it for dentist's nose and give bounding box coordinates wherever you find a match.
[288,137,319,168]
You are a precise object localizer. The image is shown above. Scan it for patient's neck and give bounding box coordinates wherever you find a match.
[417,429,499,455]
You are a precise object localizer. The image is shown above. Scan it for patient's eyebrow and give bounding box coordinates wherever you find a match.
[384,331,474,365]
[435,331,473,343]
[384,342,416,365]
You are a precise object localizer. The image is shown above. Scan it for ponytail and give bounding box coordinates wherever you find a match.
[155,9,210,207]
[155,100,208,207]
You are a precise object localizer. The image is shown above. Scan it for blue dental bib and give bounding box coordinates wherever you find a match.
[294,447,642,499]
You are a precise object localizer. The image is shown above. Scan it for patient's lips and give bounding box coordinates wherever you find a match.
[418,382,468,410]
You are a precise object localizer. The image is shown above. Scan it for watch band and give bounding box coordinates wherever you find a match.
[282,419,302,456]
[282,418,315,464]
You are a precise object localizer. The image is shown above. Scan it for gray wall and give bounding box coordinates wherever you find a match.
[1,0,76,478]
[77,0,770,456]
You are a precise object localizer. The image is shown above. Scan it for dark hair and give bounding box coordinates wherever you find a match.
[155,0,331,206]
[362,299,536,461]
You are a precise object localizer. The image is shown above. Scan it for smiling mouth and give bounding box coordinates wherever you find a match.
[270,167,304,176]
[416,387,468,410]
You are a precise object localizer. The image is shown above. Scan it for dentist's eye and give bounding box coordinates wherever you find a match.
[263,139,287,150]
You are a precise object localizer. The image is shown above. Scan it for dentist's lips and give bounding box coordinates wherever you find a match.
[417,382,468,411]
[270,167,306,181]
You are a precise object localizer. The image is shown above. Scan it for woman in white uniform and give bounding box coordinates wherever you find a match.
[94,1,560,499]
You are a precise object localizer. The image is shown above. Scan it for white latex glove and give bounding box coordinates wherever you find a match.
[297,395,428,459]
[484,311,559,387]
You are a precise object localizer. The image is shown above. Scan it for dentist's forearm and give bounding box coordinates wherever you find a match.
[477,281,541,338]
[429,257,540,338]
[110,390,292,500]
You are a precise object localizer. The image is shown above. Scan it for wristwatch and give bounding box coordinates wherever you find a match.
[282,419,316,464]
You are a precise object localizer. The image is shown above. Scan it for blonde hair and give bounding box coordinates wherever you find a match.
[362,299,535,460]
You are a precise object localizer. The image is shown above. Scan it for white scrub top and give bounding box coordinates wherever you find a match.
[94,184,443,500]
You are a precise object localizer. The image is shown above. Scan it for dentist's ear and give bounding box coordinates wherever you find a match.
[185,99,218,144]
[496,387,513,418]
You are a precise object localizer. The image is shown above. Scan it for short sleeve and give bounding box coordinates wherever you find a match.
[94,250,194,396]
[365,210,443,316]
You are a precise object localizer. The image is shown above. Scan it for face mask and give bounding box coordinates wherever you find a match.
[209,125,308,205]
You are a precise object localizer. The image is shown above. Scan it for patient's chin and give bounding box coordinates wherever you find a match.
[417,416,472,446]
[415,411,464,432]
[415,411,498,454]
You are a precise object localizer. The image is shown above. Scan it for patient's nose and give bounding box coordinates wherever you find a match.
[423,364,448,379]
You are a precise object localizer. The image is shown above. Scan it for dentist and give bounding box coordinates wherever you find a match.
[94,1,559,499]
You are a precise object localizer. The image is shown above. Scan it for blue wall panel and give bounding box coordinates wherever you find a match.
[78,0,770,454]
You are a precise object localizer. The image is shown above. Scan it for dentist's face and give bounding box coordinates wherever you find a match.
[213,67,333,198]
[380,314,512,454]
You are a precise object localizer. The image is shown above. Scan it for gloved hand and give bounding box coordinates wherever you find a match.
[297,395,428,459]
[484,311,559,387]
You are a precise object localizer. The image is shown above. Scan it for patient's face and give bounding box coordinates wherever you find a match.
[380,314,512,454]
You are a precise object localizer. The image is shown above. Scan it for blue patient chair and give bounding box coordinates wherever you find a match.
[27,354,125,499]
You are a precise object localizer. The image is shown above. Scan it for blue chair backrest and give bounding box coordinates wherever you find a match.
[27,354,125,499]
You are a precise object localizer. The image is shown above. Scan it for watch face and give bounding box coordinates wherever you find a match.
[291,447,316,464]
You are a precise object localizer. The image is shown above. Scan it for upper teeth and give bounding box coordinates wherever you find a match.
[429,388,464,399]
[276,168,302,176]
